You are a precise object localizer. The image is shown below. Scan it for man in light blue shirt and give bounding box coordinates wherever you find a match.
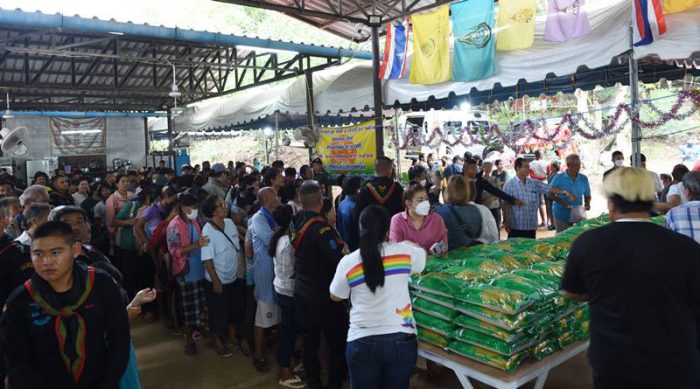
[250,187,280,371]
[503,158,573,239]
[550,154,592,233]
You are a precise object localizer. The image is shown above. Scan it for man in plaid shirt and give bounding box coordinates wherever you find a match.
[503,157,574,239]
[665,171,700,244]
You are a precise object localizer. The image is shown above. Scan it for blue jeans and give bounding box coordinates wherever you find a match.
[275,292,297,368]
[346,332,417,389]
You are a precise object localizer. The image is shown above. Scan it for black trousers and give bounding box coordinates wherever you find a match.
[295,292,349,389]
[508,229,536,239]
[203,279,246,337]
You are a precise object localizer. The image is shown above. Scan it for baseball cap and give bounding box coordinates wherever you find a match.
[311,157,323,165]
[211,163,227,174]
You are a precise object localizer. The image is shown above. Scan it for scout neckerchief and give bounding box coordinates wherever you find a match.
[366,181,396,205]
[24,266,96,383]
[291,215,325,252]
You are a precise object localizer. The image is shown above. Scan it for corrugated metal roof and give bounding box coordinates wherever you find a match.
[0,8,370,112]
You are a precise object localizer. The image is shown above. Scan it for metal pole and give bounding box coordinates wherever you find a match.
[371,25,385,158]
[628,25,642,167]
[305,69,315,163]
[143,117,149,168]
[395,112,401,177]
[274,112,280,162]
[167,109,174,169]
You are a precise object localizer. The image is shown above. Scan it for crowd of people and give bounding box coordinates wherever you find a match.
[0,145,698,389]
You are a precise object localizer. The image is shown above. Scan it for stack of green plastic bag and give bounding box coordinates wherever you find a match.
[412,214,607,372]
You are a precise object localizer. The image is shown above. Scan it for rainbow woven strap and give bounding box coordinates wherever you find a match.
[291,217,326,252]
[366,182,396,205]
[24,267,95,383]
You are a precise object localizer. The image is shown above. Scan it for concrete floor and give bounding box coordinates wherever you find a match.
[133,320,593,389]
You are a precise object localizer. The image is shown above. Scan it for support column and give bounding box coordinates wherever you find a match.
[371,25,385,157]
[628,54,641,167]
[143,117,150,166]
[305,69,315,163]
[167,109,174,168]
[274,112,280,161]
[628,26,642,168]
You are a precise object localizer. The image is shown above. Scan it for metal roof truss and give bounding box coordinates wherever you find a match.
[0,25,343,111]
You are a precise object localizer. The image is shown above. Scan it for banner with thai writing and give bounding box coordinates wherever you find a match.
[50,117,106,156]
[317,120,376,176]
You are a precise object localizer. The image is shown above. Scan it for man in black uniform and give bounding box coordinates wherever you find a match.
[292,181,348,389]
[311,158,333,199]
[0,203,51,307]
[355,156,404,219]
[1,221,130,388]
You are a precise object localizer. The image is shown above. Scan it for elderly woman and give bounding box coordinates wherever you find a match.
[389,183,448,256]
[167,193,210,356]
[436,175,499,248]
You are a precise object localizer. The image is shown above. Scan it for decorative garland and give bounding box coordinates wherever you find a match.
[389,90,700,149]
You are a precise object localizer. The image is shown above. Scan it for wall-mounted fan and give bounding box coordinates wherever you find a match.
[295,126,320,148]
[0,126,29,156]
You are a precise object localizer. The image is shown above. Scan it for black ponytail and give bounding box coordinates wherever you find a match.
[358,205,390,293]
[268,204,294,258]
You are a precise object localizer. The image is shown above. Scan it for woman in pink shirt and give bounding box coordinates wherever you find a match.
[389,183,448,255]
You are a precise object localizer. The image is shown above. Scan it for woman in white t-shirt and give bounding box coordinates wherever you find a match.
[657,164,690,213]
[330,205,426,389]
[267,204,304,388]
[200,194,245,358]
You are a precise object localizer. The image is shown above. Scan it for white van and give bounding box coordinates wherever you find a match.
[396,109,491,159]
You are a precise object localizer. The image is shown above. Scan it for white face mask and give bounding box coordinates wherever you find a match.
[415,200,430,216]
[614,160,624,167]
[186,209,198,220]
[420,179,427,187]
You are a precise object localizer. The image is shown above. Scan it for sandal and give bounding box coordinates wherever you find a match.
[253,357,271,372]
[278,375,305,389]
[227,340,251,357]
[216,346,234,358]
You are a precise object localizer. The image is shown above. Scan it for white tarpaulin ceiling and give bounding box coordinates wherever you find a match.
[161,0,699,132]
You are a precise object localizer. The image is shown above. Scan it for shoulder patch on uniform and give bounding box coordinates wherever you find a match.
[319,226,331,234]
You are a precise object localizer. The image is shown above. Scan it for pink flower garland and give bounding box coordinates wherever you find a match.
[389,90,700,150]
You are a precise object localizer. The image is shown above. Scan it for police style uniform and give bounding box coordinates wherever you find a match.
[316,169,333,199]
[0,242,34,307]
[292,210,348,389]
[355,176,405,219]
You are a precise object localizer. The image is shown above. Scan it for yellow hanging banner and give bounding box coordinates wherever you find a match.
[496,0,536,51]
[663,0,699,13]
[410,6,451,85]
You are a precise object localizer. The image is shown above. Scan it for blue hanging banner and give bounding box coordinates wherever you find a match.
[451,0,496,82]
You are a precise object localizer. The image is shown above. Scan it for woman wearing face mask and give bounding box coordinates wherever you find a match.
[389,184,448,256]
[166,192,210,356]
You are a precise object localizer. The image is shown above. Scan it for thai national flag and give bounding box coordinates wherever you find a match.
[378,21,410,80]
[633,0,667,46]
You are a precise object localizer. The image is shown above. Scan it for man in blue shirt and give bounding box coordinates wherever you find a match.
[336,176,363,252]
[550,154,592,233]
[250,187,280,371]
[503,158,574,239]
